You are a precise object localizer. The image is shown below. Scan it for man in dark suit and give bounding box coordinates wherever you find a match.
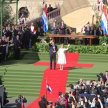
[25,27,31,50]
[15,95,27,108]
[51,22,58,34]
[67,27,72,35]
[49,40,58,70]
[85,23,91,35]
[48,4,53,12]
[15,35,21,60]
[92,27,98,45]
[20,26,25,48]
[59,21,66,43]
[36,27,43,42]
[51,22,58,43]
[85,23,91,45]
[97,26,104,36]
[38,95,47,108]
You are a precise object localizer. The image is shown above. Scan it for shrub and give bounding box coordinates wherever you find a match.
[32,43,108,54]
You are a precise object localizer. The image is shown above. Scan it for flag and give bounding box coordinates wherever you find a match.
[21,99,24,108]
[55,19,56,23]
[42,5,48,32]
[81,27,83,33]
[28,17,30,24]
[46,85,52,94]
[101,6,107,35]
[43,0,45,4]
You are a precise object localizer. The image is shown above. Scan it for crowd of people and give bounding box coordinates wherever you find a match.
[0,23,44,62]
[39,71,108,108]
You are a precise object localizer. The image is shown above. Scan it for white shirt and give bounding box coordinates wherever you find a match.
[31,26,34,32]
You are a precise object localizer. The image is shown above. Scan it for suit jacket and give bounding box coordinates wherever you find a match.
[15,39,21,50]
[97,29,104,36]
[25,29,31,40]
[51,26,58,34]
[36,30,43,37]
[20,29,25,42]
[49,43,58,56]
[1,40,7,50]
[67,29,72,34]
[48,7,53,12]
[92,29,97,36]
[38,100,46,108]
[59,24,66,34]
[85,26,91,35]
[14,29,18,37]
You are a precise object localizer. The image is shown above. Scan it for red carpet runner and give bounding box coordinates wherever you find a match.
[27,53,94,108]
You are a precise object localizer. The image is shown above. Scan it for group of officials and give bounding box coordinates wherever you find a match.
[0,23,44,61]
[51,21,104,45]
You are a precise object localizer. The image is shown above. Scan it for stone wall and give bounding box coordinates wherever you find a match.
[10,0,64,22]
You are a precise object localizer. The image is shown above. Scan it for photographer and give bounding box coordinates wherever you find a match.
[97,73,106,84]
[38,95,47,108]
[15,95,27,108]
[4,87,9,105]
[57,92,67,108]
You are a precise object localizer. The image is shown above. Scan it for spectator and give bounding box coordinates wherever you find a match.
[38,95,47,108]
[4,87,9,105]
[48,4,53,12]
[14,35,21,60]
[25,26,31,50]
[36,27,44,42]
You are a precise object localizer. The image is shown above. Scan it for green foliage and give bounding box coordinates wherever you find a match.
[0,4,15,25]
[32,43,108,54]
[8,50,15,59]
[99,36,108,45]
[93,23,100,29]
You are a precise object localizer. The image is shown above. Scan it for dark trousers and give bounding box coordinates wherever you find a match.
[50,53,56,69]
[25,40,29,49]
[2,48,6,61]
[15,49,20,60]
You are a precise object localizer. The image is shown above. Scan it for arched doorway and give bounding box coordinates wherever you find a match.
[18,7,30,18]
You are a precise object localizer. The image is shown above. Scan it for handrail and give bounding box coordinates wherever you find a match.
[18,8,60,26]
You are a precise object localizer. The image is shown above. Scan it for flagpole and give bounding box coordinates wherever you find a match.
[46,78,47,108]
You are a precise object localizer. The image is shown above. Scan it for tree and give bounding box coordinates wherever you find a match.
[0,4,15,26]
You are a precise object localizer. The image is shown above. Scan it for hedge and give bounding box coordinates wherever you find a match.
[32,43,108,54]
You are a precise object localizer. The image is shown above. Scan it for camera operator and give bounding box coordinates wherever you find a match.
[15,95,27,108]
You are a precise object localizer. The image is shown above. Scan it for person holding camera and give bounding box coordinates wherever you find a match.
[15,95,27,108]
[57,92,67,108]
[38,95,47,108]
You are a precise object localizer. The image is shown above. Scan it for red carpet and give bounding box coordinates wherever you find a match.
[27,53,94,108]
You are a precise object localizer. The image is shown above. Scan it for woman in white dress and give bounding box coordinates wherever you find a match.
[57,44,70,70]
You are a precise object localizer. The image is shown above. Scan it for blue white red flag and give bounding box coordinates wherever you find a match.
[21,99,24,108]
[43,0,45,4]
[42,5,48,32]
[55,19,56,23]
[101,6,107,35]
[46,85,52,94]
[28,17,30,24]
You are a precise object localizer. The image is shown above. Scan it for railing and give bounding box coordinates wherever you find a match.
[19,8,60,26]
[92,3,108,14]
